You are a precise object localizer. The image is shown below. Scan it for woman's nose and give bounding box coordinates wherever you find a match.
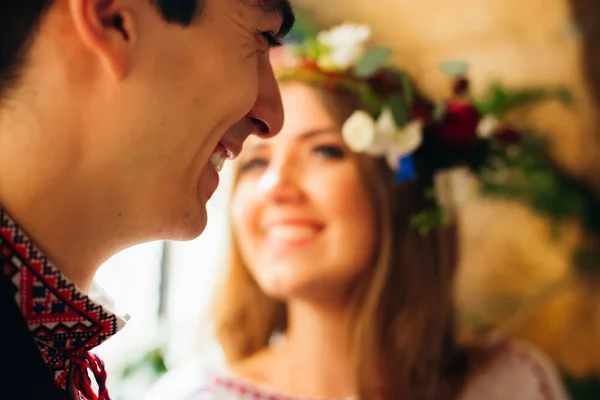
[258,160,304,204]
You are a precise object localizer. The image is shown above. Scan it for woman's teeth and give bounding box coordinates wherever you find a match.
[210,148,228,172]
[267,226,318,241]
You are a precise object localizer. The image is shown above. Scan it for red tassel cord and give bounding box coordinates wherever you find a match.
[71,352,111,400]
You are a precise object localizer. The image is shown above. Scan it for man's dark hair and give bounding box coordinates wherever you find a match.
[0,0,201,103]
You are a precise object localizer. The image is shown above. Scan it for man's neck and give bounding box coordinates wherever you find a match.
[0,201,110,292]
[0,107,115,292]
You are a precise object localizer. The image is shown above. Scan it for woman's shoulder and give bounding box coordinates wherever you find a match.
[144,349,282,400]
[144,358,304,400]
[461,339,571,400]
[144,342,230,400]
[143,358,220,400]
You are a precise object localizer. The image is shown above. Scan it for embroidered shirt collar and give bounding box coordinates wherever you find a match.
[0,208,126,395]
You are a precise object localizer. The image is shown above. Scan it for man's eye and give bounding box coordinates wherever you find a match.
[261,32,282,48]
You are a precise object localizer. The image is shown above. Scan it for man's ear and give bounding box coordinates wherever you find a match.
[69,0,137,79]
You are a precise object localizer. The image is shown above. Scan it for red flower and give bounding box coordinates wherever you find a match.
[494,127,520,145]
[300,59,321,72]
[411,102,432,122]
[368,70,403,96]
[452,77,470,96]
[438,101,481,150]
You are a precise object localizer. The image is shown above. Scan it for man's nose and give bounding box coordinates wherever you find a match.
[247,54,284,138]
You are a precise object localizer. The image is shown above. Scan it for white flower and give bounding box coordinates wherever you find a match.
[316,23,371,70]
[375,107,397,137]
[385,120,423,170]
[341,110,377,152]
[342,107,423,172]
[477,115,500,139]
[364,107,396,156]
[434,167,475,214]
[315,54,340,72]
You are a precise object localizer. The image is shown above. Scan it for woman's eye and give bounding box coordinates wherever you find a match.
[314,145,346,159]
[238,158,268,174]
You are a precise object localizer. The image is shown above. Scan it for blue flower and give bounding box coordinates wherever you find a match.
[394,155,417,182]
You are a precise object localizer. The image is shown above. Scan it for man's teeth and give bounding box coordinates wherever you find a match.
[211,150,227,172]
[267,226,318,241]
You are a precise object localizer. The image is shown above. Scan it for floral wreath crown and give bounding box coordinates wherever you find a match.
[275,23,600,274]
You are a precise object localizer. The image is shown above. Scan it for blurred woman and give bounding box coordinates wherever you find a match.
[148,24,569,400]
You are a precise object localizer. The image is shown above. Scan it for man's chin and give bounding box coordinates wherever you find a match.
[163,209,208,241]
[181,213,208,240]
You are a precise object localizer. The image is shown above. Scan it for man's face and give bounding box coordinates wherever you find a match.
[83,0,292,241]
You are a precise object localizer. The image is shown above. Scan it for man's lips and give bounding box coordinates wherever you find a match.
[219,115,261,160]
[219,119,255,160]
[210,117,256,172]
[210,144,229,172]
[219,138,242,160]
[209,140,237,173]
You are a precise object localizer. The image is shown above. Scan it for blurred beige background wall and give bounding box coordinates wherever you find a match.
[297,0,600,377]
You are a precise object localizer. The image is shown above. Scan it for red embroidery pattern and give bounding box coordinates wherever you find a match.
[0,209,122,398]
[208,374,355,400]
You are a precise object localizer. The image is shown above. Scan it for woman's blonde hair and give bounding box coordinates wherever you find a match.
[211,82,476,400]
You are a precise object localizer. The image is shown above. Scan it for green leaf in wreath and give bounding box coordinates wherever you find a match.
[400,72,414,107]
[476,84,574,116]
[353,47,392,78]
[433,101,446,122]
[423,187,437,201]
[439,60,469,77]
[574,250,600,273]
[296,37,328,60]
[359,88,382,116]
[556,87,575,108]
[286,8,320,43]
[388,94,409,127]
[478,84,509,115]
[410,207,447,235]
[507,88,552,111]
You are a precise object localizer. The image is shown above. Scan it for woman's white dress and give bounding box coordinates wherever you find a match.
[145,339,570,400]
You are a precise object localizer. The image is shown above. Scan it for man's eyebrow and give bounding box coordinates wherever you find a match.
[257,0,295,39]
